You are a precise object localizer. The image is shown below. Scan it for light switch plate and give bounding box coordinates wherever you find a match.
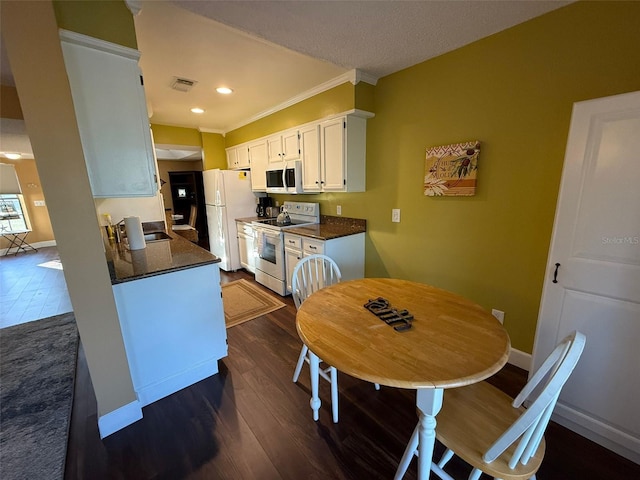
[34,200,46,207]
[392,209,401,223]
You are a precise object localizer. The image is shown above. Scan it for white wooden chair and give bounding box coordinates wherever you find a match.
[291,254,379,423]
[395,330,586,480]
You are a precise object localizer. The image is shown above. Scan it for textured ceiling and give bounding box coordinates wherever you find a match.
[1,0,572,157]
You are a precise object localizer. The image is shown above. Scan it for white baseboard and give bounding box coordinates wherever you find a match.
[553,402,640,464]
[0,239,56,256]
[98,400,143,439]
[135,359,220,407]
[508,347,531,371]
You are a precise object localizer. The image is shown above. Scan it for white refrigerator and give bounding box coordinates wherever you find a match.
[203,169,257,271]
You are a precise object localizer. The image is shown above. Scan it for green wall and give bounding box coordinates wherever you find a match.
[53,0,137,48]
[225,82,357,145]
[202,132,227,170]
[150,124,202,146]
[267,1,640,353]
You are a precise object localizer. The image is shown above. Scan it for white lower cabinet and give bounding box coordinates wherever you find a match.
[112,263,227,407]
[284,232,365,294]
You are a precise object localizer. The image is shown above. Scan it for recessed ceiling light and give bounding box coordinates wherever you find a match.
[216,87,233,95]
[2,152,22,160]
[190,107,205,114]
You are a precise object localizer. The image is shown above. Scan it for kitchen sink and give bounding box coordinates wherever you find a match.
[143,231,172,242]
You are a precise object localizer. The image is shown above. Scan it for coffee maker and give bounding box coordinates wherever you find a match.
[256,196,273,217]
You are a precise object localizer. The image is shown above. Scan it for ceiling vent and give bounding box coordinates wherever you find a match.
[170,77,197,92]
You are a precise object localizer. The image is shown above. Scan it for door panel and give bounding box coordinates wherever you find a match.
[533,91,640,463]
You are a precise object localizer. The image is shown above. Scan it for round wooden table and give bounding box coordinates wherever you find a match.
[296,278,510,480]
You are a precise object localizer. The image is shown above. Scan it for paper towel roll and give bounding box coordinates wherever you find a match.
[124,216,146,250]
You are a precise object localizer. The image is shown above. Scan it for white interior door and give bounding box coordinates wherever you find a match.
[532,91,640,464]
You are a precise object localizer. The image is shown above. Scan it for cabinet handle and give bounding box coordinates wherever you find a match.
[310,245,317,250]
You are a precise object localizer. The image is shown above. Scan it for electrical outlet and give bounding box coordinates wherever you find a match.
[34,200,46,207]
[392,209,401,223]
[492,309,505,324]
[337,205,342,215]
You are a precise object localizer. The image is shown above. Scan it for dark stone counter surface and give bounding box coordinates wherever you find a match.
[285,215,366,240]
[104,221,220,284]
[235,216,277,224]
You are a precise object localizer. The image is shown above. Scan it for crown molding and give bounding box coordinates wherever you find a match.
[199,128,226,136]
[223,69,377,134]
[59,29,140,60]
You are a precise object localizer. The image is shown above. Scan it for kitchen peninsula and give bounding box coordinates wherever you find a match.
[104,225,227,408]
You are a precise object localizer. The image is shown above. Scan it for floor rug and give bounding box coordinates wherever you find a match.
[0,312,79,480]
[221,279,286,328]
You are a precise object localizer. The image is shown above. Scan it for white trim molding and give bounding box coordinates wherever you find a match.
[508,347,531,371]
[0,239,56,256]
[225,69,377,133]
[98,400,143,439]
[59,29,140,61]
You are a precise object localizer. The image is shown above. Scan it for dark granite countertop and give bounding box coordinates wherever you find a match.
[285,215,366,240]
[104,222,220,284]
[236,216,277,224]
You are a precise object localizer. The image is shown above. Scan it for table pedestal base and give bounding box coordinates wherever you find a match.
[395,388,444,480]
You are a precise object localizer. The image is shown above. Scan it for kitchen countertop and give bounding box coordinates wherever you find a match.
[104,222,220,284]
[236,216,276,224]
[285,215,366,240]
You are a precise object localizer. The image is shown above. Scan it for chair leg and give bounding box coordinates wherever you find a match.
[330,366,339,423]
[394,423,419,480]
[437,448,454,468]
[292,345,308,382]
[468,469,482,480]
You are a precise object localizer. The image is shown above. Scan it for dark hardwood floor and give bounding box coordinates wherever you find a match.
[64,269,639,479]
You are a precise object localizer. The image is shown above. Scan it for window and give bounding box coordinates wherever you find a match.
[0,194,30,233]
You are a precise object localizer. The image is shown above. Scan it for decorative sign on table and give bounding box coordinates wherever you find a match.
[364,297,413,332]
[424,140,480,196]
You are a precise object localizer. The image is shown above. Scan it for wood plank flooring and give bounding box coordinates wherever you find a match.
[59,269,640,479]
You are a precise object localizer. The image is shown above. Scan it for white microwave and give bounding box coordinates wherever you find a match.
[265,161,304,194]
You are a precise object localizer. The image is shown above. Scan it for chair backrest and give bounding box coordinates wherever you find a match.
[483,331,586,469]
[291,254,342,310]
[188,204,198,228]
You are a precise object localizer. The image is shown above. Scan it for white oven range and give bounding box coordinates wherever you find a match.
[252,201,319,295]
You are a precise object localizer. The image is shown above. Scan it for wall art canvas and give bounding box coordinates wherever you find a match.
[424,140,480,196]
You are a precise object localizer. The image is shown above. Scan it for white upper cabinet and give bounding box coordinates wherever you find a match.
[267,128,300,165]
[248,140,268,191]
[226,144,250,170]
[60,31,158,198]
[302,114,368,192]
[300,124,321,191]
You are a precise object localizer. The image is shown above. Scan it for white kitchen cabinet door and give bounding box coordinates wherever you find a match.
[248,140,268,191]
[300,124,321,192]
[267,128,300,165]
[60,31,157,198]
[321,118,346,191]
[236,144,250,169]
[226,147,238,169]
[281,128,301,161]
[226,144,250,170]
